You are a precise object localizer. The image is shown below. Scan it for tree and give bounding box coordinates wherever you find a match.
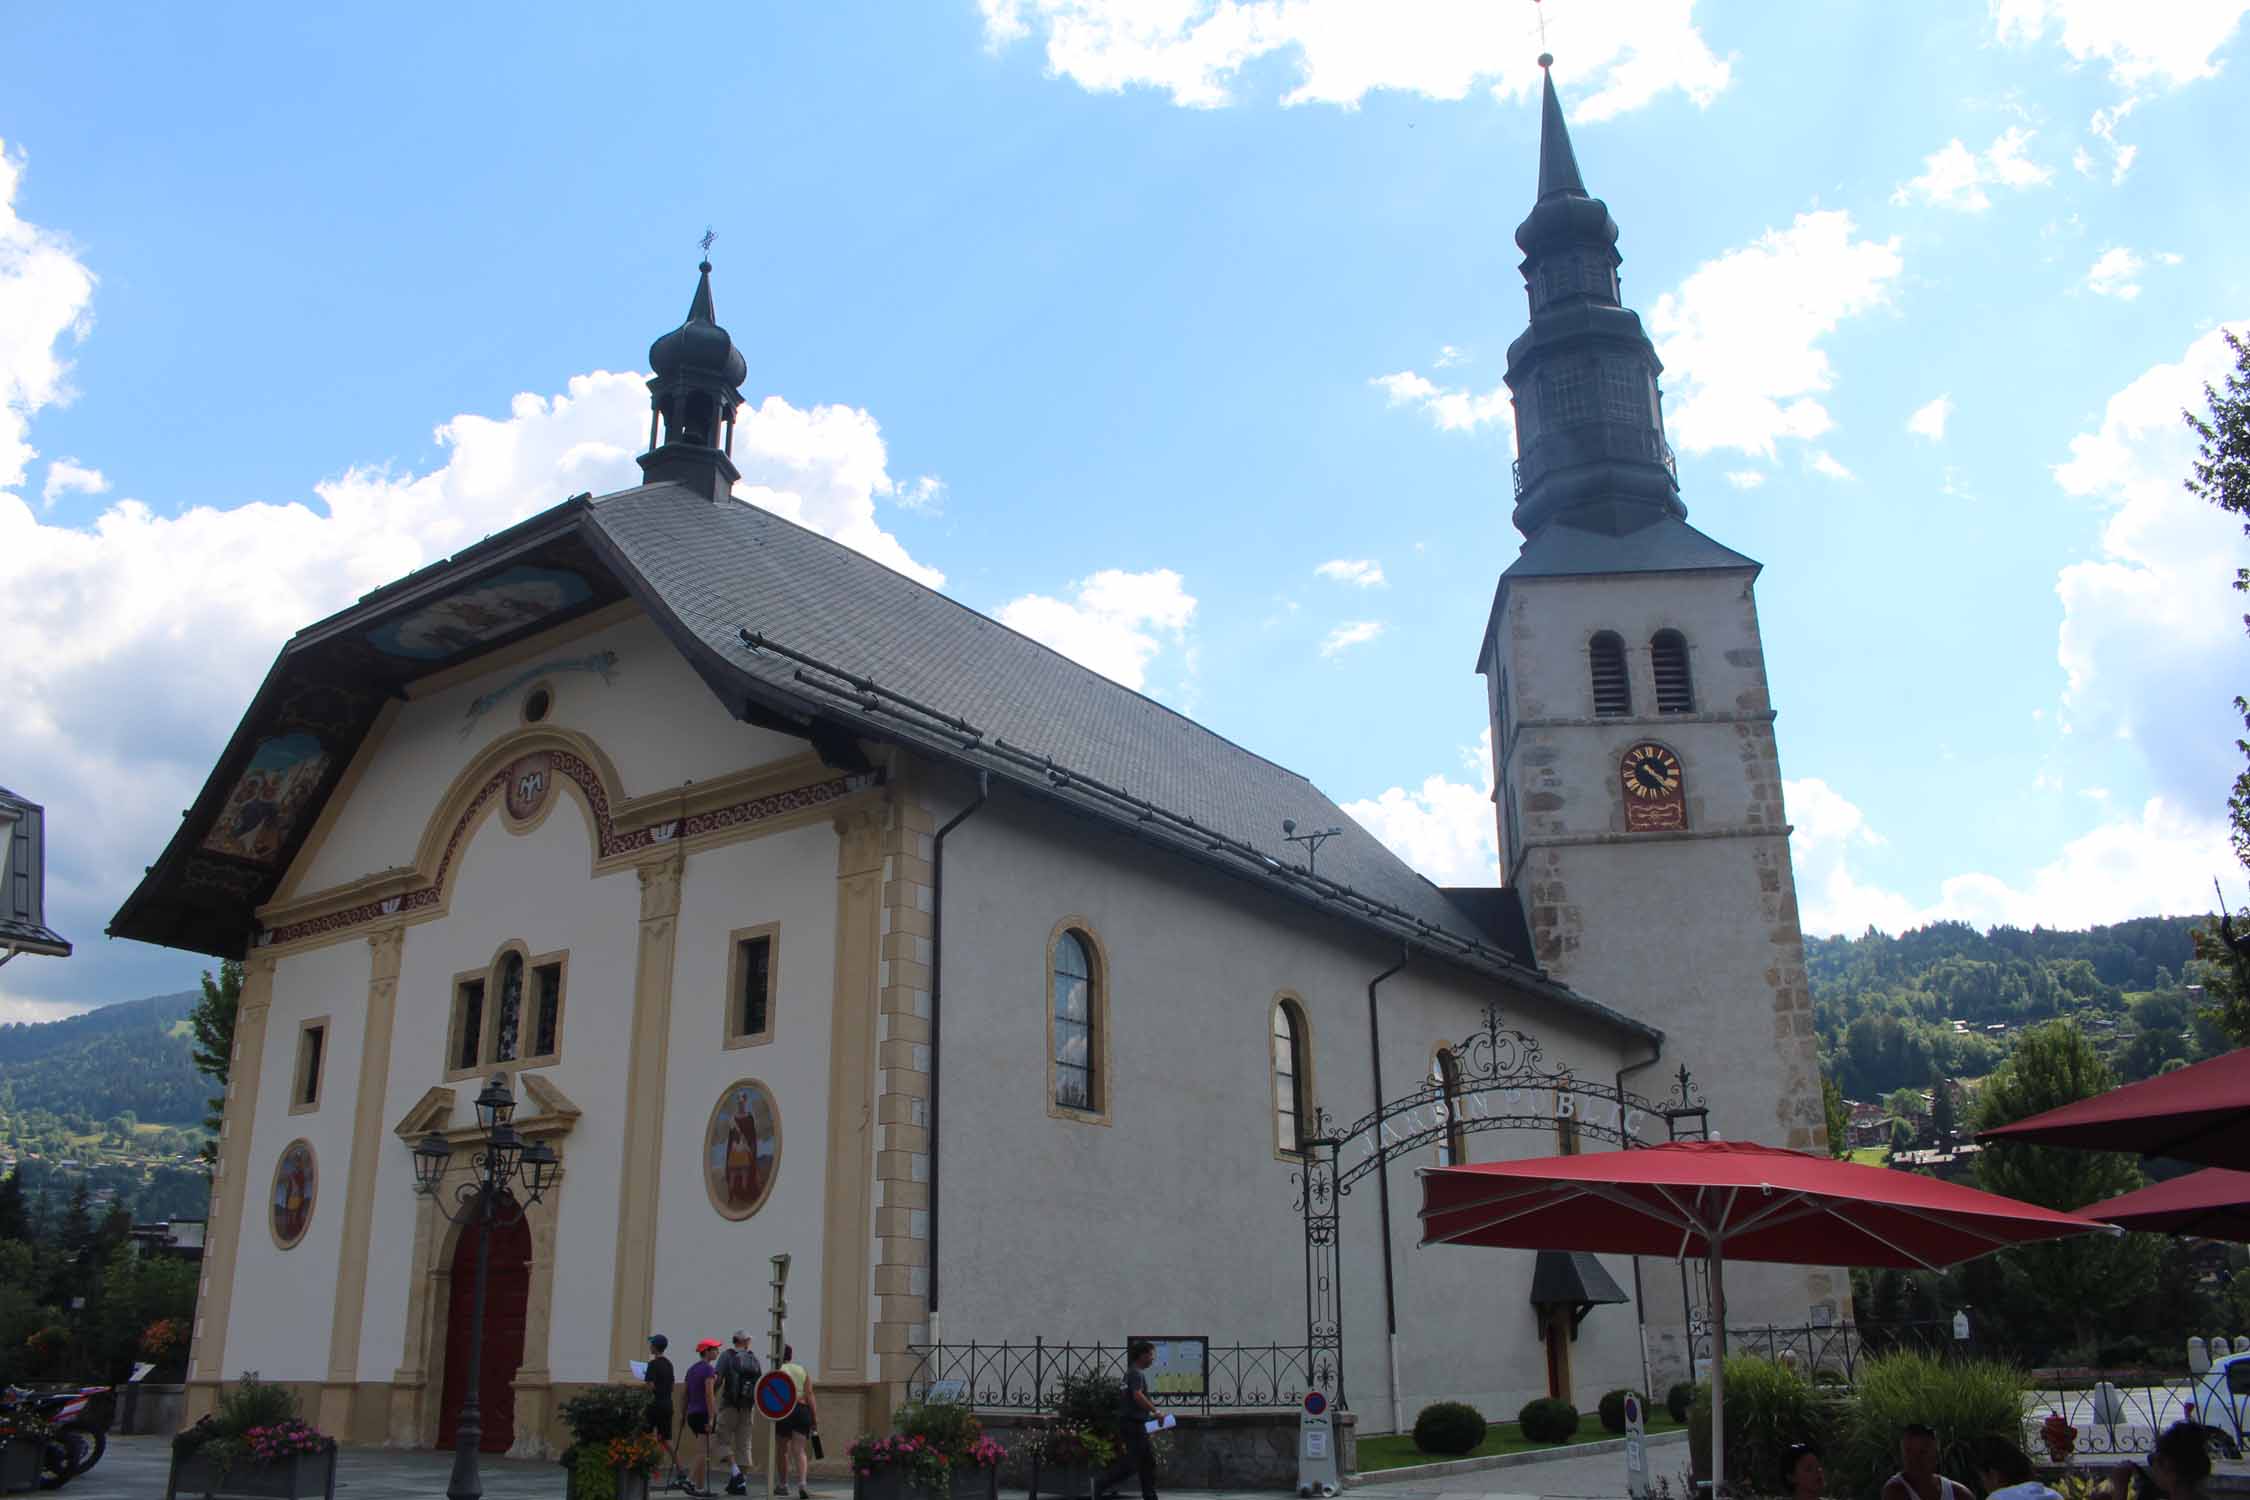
[1821,1074,1851,1158]
[0,1172,26,1243]
[2184,328,2250,866]
[2195,915,2250,1046]
[189,961,242,1162]
[1975,1020,2160,1351]
[1929,1074,1957,1146]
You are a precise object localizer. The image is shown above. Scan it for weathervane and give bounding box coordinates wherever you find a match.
[1282,817,1345,876]
[699,227,717,261]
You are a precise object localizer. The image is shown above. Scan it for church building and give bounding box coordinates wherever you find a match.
[112,66,1829,1457]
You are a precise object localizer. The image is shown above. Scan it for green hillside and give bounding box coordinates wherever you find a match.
[0,989,207,1124]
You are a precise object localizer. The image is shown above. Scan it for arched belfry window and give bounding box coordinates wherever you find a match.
[1652,630,1694,714]
[1433,1048,1467,1167]
[1590,632,1631,717]
[1051,927,1101,1115]
[1273,998,1310,1156]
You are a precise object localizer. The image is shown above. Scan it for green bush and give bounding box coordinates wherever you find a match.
[1598,1388,1644,1434]
[1687,1357,1829,1493]
[1411,1400,1488,1455]
[1054,1368,1120,1435]
[1517,1397,1580,1443]
[571,1445,620,1500]
[895,1397,984,1459]
[215,1373,301,1433]
[1667,1381,1697,1422]
[559,1384,652,1446]
[1830,1351,2025,1500]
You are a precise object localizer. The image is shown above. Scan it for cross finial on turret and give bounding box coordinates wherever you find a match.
[699,227,717,261]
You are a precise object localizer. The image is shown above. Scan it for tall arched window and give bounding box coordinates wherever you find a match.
[1590,632,1631,717]
[1432,1048,1467,1167]
[1652,629,1694,714]
[1273,998,1310,1156]
[1051,928,1099,1114]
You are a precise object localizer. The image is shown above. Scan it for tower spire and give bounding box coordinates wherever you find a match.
[1500,60,1685,539]
[638,252,748,503]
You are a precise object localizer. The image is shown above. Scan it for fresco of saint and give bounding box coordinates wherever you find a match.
[703,1082,779,1219]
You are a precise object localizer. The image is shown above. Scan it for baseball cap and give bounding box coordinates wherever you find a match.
[732,1330,750,1342]
[697,1337,723,1353]
[647,1334,668,1350]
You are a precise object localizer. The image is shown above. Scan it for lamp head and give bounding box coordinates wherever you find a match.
[474,1073,516,1134]
[411,1131,453,1194]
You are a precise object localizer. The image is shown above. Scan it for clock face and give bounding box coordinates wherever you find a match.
[1620,743,1682,799]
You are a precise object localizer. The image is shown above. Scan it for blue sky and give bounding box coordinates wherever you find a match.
[2,1,2246,1021]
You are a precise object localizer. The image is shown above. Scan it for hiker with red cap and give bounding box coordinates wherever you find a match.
[681,1338,723,1497]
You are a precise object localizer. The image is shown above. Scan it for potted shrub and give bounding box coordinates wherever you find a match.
[893,1398,1003,1500]
[951,1436,1006,1500]
[166,1375,337,1499]
[559,1385,663,1500]
[0,1408,50,1495]
[2039,1412,2078,1466]
[849,1432,951,1500]
[1026,1424,1113,1500]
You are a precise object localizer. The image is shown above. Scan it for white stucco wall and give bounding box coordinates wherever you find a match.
[927,786,1652,1430]
[226,938,371,1379]
[293,611,804,895]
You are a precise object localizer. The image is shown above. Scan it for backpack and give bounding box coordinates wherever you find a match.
[721,1347,762,1407]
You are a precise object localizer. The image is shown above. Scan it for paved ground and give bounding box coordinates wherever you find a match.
[73,1433,1688,1500]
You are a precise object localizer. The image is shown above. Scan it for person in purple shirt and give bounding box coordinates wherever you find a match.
[683,1338,722,1498]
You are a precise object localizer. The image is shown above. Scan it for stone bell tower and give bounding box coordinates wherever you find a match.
[1474,60,1836,1379]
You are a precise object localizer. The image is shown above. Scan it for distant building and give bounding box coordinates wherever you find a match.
[0,786,71,964]
[130,1220,207,1262]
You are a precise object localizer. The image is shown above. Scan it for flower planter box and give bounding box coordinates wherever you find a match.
[1028,1461,1097,1500]
[950,1466,999,1500]
[0,1441,41,1495]
[615,1468,652,1500]
[165,1447,338,1500]
[851,1470,944,1500]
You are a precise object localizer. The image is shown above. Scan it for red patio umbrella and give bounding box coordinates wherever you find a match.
[2081,1167,2250,1240]
[1420,1140,2104,1490]
[1978,1046,2250,1168]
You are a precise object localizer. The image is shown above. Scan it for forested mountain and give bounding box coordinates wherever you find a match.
[1809,916,2218,1100]
[0,989,206,1125]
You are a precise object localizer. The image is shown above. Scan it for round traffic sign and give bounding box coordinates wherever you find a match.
[755,1370,799,1421]
[1303,1390,1328,1416]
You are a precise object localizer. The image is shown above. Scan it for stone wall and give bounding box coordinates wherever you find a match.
[975,1412,1357,1491]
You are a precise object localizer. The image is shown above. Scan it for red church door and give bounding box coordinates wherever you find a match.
[437,1210,532,1453]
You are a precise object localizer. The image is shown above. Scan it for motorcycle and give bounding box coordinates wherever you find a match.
[0,1384,114,1489]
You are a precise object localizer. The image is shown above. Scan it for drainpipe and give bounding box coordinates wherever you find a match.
[925,770,989,1350]
[1365,943,1409,1434]
[1617,1038,1667,1403]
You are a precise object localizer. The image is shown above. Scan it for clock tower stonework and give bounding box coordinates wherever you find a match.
[1476,63,1837,1379]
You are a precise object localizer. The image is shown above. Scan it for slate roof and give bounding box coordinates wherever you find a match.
[1500,515,1758,583]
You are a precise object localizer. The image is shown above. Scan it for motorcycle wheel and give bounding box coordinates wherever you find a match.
[67,1427,105,1474]
[37,1426,96,1489]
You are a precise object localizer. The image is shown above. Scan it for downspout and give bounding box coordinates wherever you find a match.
[1366,943,1409,1434]
[925,769,990,1350]
[1616,1037,1667,1403]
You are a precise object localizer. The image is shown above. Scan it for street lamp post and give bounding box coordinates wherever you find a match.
[409,1073,559,1500]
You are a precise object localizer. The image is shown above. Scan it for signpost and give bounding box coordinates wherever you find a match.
[1623,1391,1650,1500]
[1297,1389,1339,1498]
[765,1254,791,1500]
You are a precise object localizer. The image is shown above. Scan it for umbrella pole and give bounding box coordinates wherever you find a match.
[1709,1235,1727,1499]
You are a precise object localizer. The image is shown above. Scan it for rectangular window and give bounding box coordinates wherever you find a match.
[493,953,524,1063]
[454,979,484,1073]
[291,1020,327,1114]
[726,925,779,1048]
[532,962,563,1060]
[1601,361,1646,422]
[1546,365,1591,426]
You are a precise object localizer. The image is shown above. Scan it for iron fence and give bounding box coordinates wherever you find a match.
[2019,1375,2247,1460]
[902,1340,1321,1414]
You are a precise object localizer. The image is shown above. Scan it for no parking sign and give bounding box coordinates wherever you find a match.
[1297,1389,1339,1497]
[755,1369,799,1422]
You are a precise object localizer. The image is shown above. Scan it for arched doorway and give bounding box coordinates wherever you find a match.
[438,1208,532,1453]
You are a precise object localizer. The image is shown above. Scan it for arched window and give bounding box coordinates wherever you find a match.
[1051,928,1099,1114]
[1651,629,1694,714]
[1432,1048,1467,1167]
[1589,632,1631,717]
[1273,998,1310,1156]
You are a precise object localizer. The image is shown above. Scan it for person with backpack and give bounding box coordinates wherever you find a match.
[714,1330,763,1496]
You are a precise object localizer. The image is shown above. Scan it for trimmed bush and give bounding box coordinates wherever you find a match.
[1687,1356,1830,1493]
[1412,1400,1488,1456]
[1598,1388,1644,1434]
[1831,1350,2024,1500]
[1054,1369,1120,1434]
[1666,1381,1697,1423]
[1518,1398,1580,1444]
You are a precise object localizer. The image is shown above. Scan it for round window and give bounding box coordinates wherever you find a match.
[522,686,552,724]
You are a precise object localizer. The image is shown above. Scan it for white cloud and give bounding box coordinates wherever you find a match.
[1788,778,2235,936]
[1320,620,1384,656]
[2083,246,2152,300]
[1650,210,1903,460]
[896,474,946,514]
[1724,470,1767,489]
[1341,728,1498,886]
[0,992,94,1025]
[997,568,1196,689]
[1370,368,1513,436]
[0,142,96,492]
[1434,344,1467,368]
[1991,0,2250,89]
[2085,97,2141,182]
[1315,558,1385,587]
[1907,395,1954,442]
[1890,128,2054,211]
[1808,449,1854,481]
[2051,321,2250,810]
[978,0,1731,120]
[41,456,106,505]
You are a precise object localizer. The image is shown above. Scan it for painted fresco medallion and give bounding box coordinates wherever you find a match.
[202,733,332,863]
[270,1139,317,1249]
[364,564,593,661]
[703,1080,781,1220]
[502,752,556,827]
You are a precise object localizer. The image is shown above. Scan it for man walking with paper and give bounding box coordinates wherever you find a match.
[1097,1340,1161,1500]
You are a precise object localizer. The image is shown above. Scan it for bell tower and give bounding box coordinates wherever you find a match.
[1475,61,1837,1375]
[638,258,748,502]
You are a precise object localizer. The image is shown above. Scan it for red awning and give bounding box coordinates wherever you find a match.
[2081,1167,2250,1240]
[1978,1047,2250,1169]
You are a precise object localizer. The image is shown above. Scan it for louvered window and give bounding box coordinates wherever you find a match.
[1546,364,1591,426]
[1602,360,1648,422]
[1652,629,1694,714]
[1590,632,1631,716]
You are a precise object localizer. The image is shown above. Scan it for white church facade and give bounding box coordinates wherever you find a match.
[113,67,1830,1458]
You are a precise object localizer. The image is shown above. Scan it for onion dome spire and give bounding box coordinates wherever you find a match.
[638,256,747,502]
[1500,59,1685,539]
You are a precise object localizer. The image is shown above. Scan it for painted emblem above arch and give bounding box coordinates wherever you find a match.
[202,733,332,863]
[271,1138,317,1249]
[365,565,594,661]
